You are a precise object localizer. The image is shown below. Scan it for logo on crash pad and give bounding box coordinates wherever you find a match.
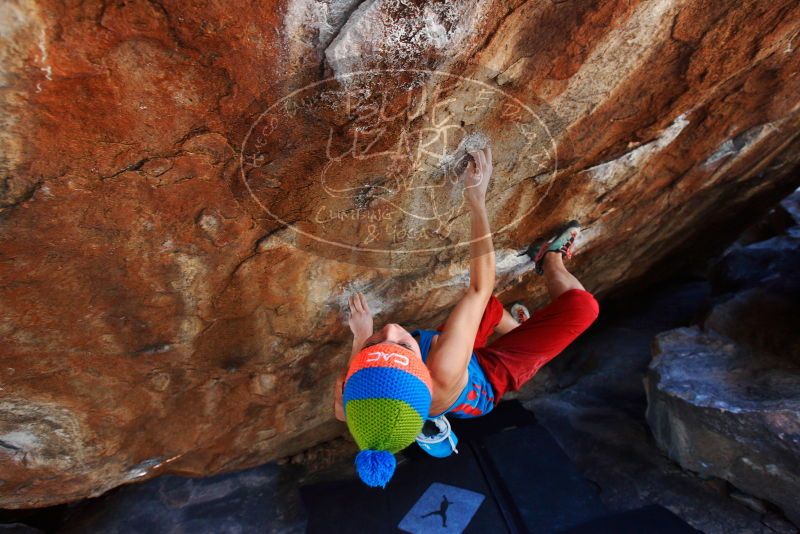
[398,482,484,533]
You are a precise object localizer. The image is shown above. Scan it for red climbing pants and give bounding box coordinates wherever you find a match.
[463,289,600,404]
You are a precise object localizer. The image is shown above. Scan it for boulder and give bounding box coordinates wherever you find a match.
[645,274,800,525]
[2,0,800,506]
[56,464,306,534]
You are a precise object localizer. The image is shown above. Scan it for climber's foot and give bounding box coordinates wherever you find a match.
[510,302,531,324]
[529,220,581,275]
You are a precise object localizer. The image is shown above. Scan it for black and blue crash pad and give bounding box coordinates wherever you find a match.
[562,504,701,533]
[300,400,699,534]
[478,424,607,532]
[300,434,505,533]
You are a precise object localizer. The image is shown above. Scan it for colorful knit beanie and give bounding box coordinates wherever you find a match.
[343,342,433,488]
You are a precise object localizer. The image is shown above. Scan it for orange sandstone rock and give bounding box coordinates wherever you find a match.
[0,0,799,507]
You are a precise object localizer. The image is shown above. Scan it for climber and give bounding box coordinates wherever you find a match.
[333,145,600,488]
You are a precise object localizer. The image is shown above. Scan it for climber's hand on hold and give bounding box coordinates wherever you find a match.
[348,292,373,339]
[463,146,493,209]
[340,292,372,422]
[429,146,495,391]
[341,291,373,405]
[348,292,373,344]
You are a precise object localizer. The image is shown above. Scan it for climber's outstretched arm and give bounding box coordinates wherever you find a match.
[334,293,373,422]
[426,147,495,393]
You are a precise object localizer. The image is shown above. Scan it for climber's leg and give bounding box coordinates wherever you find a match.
[469,221,597,402]
[474,286,599,401]
[542,250,585,300]
[489,248,585,340]
[494,307,520,336]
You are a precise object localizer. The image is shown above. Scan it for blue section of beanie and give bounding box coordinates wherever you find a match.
[344,366,432,421]
[355,449,396,488]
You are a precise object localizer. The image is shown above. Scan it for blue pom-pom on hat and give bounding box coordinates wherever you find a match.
[354,449,396,488]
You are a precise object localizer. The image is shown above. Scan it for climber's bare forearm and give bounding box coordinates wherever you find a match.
[339,333,368,381]
[467,199,495,296]
[350,334,369,359]
[334,334,367,422]
[427,200,495,391]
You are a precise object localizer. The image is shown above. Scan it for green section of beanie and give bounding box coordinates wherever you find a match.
[345,398,424,453]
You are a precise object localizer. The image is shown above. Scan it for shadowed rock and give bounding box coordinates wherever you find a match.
[645,221,800,527]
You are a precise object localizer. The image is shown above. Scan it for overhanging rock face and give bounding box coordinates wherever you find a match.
[1,0,800,506]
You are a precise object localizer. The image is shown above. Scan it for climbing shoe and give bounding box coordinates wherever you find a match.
[416,415,459,458]
[510,302,531,324]
[519,220,581,275]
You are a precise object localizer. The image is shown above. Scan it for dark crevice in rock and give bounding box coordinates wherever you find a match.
[173,126,213,148]
[0,440,22,453]
[98,128,236,183]
[99,159,149,181]
[0,176,43,209]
